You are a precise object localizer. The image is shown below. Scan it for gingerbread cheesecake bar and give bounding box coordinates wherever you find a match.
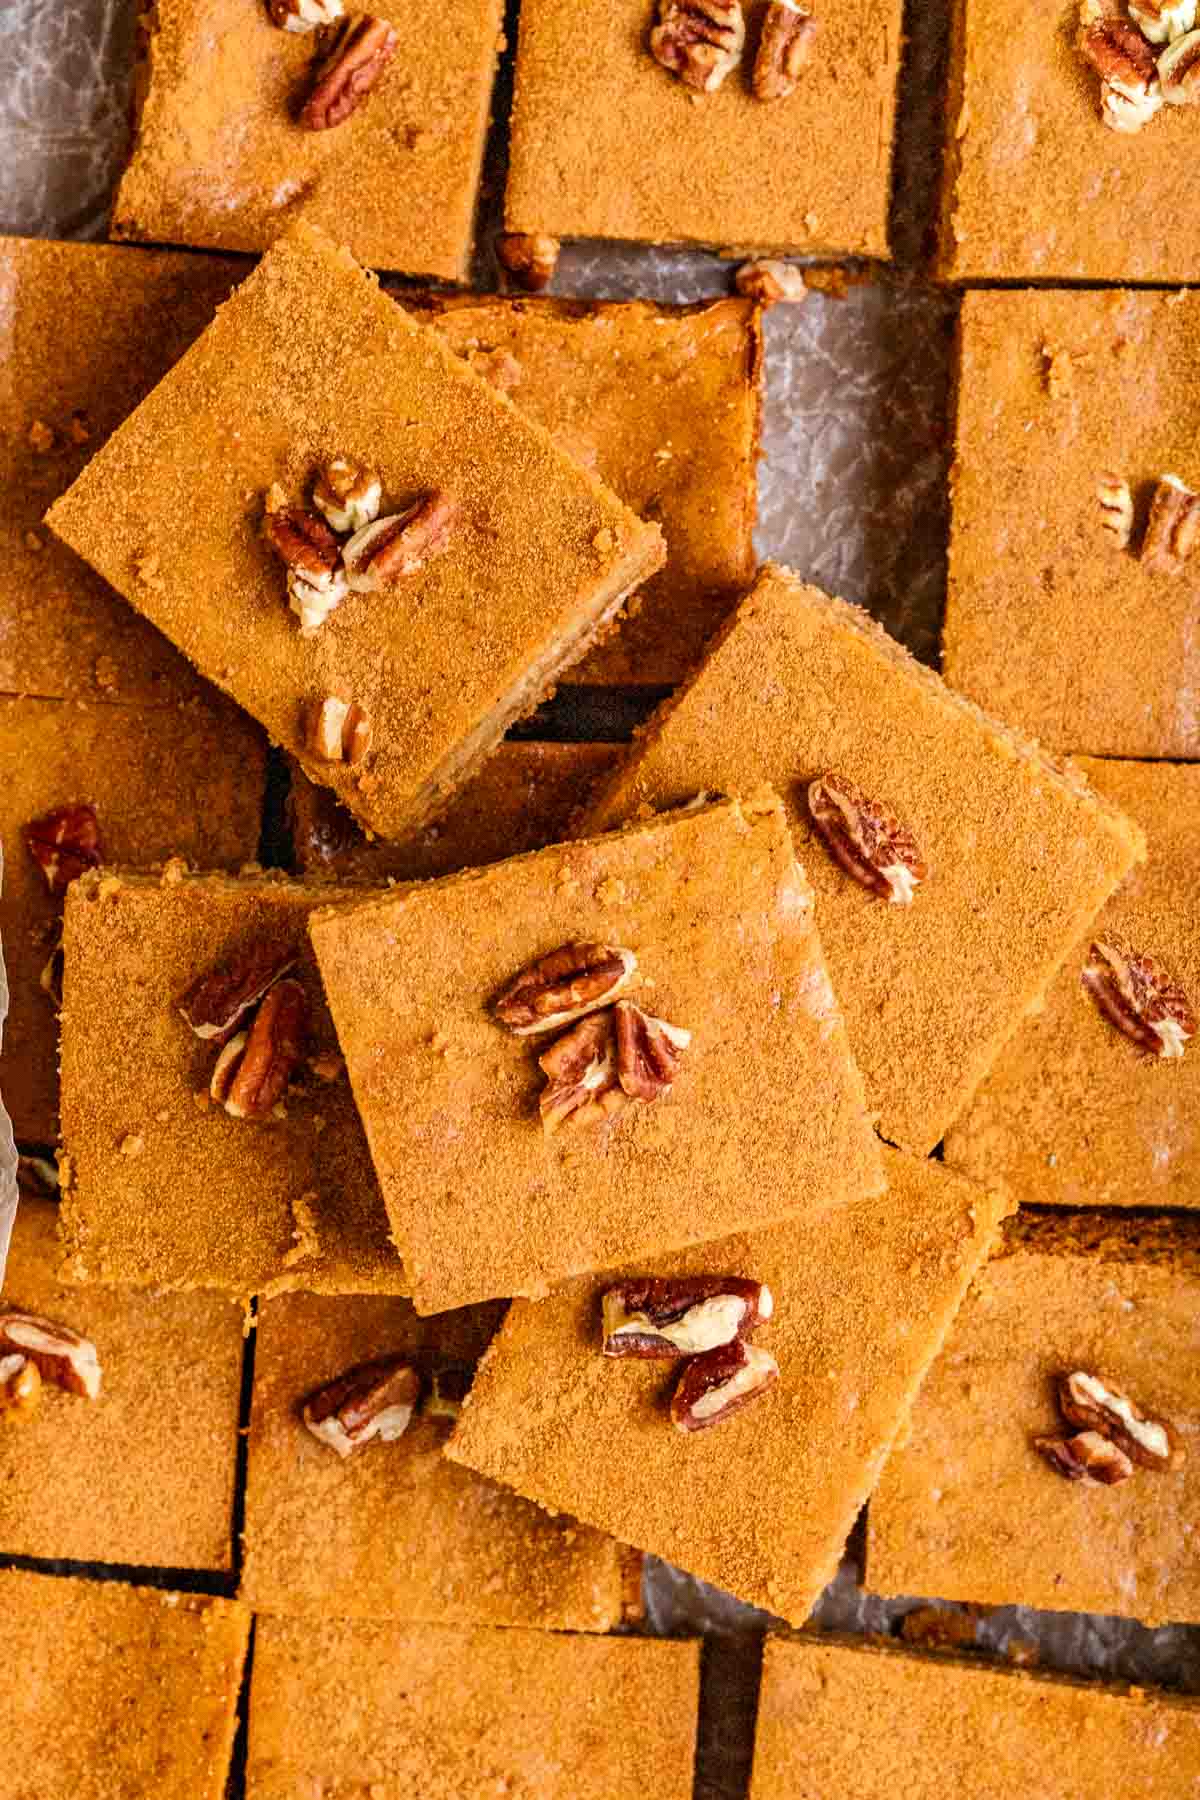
[45,223,665,842]
[241,1284,638,1628]
[112,0,504,281]
[0,1198,244,1570]
[58,868,406,1297]
[749,1635,1200,1797]
[868,1211,1200,1625]
[245,1619,699,1800]
[448,1150,1009,1626]
[587,566,1145,1156]
[310,792,884,1314]
[944,289,1200,758]
[947,759,1200,1209]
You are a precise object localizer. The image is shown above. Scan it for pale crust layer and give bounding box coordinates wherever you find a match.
[112,0,503,280]
[59,869,405,1298]
[448,1149,1010,1626]
[0,235,242,704]
[867,1212,1200,1624]
[507,0,902,258]
[246,1620,699,1800]
[587,566,1145,1155]
[944,290,1200,758]
[750,1636,1200,1797]
[0,692,265,1143]
[2,1570,250,1800]
[289,741,622,882]
[45,223,665,841]
[947,760,1200,1208]
[0,1200,244,1569]
[242,1286,633,1627]
[310,794,884,1314]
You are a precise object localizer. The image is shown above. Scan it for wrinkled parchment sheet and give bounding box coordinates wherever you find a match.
[2,4,1197,1795]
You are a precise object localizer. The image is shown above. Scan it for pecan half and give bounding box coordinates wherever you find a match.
[24,803,104,897]
[494,942,637,1036]
[1035,1430,1135,1486]
[1100,78,1163,130]
[0,1355,42,1424]
[0,1312,102,1399]
[1096,471,1134,548]
[299,14,398,130]
[807,773,928,904]
[1130,0,1197,41]
[1078,18,1159,89]
[312,458,382,535]
[538,1011,628,1134]
[734,259,809,305]
[302,1355,420,1457]
[1081,936,1195,1059]
[602,1277,772,1358]
[219,978,310,1120]
[650,0,747,92]
[305,695,373,765]
[288,566,350,636]
[496,233,561,293]
[343,492,458,592]
[265,507,342,585]
[178,944,298,1043]
[753,0,817,100]
[614,1000,691,1102]
[670,1338,780,1433]
[424,1362,474,1422]
[1158,25,1200,96]
[267,0,343,31]
[1141,473,1200,573]
[1057,1370,1185,1470]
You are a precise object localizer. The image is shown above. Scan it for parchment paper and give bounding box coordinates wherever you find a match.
[1,4,1197,1796]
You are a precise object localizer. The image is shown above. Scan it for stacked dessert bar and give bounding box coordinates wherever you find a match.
[2,0,1199,1792]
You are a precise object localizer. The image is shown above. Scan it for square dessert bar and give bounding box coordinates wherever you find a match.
[506,0,903,259]
[448,1150,1010,1626]
[246,1617,699,1800]
[939,0,1200,280]
[290,741,622,882]
[47,223,665,842]
[867,1212,1200,1625]
[2,1570,249,1800]
[0,1198,244,1570]
[408,294,762,685]
[310,793,885,1314]
[749,1635,1200,1798]
[944,290,1200,758]
[0,234,242,705]
[112,0,503,280]
[587,567,1145,1156]
[59,868,405,1298]
[0,692,266,1145]
[947,760,1200,1209]
[242,1286,638,1627]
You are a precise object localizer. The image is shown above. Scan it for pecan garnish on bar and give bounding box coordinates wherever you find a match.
[753,0,817,100]
[178,943,298,1042]
[0,1312,102,1399]
[538,1011,628,1134]
[306,696,373,765]
[299,14,398,130]
[602,1276,772,1358]
[302,1355,420,1457]
[614,1000,691,1102]
[24,803,104,897]
[807,772,928,904]
[1141,472,1200,574]
[670,1337,780,1432]
[210,978,310,1120]
[267,0,343,30]
[1035,1430,1135,1485]
[650,0,746,91]
[312,458,382,535]
[1081,935,1195,1058]
[343,492,458,592]
[1057,1370,1184,1470]
[494,942,638,1037]
[1096,471,1134,547]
